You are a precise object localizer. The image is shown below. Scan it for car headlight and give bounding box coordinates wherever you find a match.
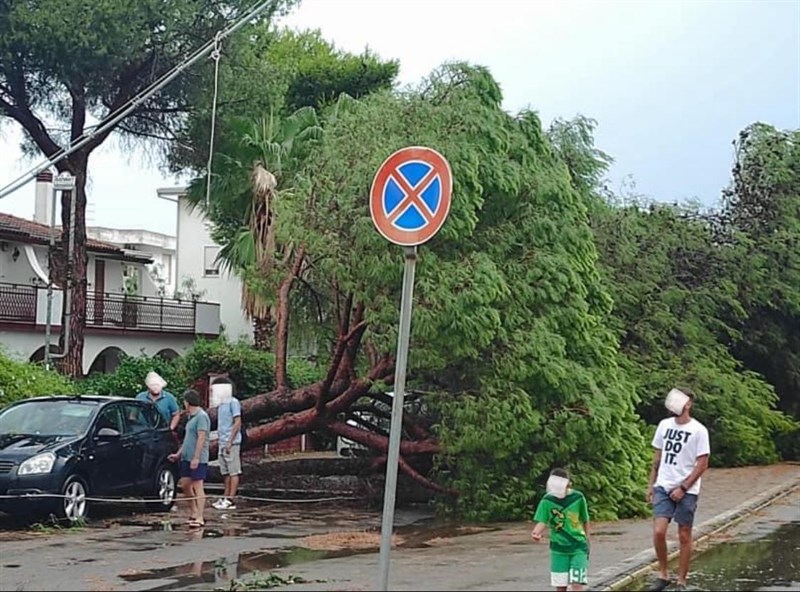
[18,452,56,475]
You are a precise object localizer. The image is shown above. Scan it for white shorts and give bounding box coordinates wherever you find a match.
[218,445,242,476]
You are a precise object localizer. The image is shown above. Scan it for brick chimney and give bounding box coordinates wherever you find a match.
[34,171,54,225]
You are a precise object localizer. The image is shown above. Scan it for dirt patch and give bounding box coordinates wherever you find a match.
[301,531,404,551]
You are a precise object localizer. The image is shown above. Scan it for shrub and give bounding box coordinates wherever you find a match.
[0,351,76,408]
[180,338,321,398]
[180,338,276,398]
[82,354,185,398]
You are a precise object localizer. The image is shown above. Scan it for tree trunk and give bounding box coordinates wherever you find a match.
[253,310,274,351]
[57,161,88,378]
[275,247,306,389]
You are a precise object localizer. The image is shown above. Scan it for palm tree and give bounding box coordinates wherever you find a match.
[189,105,322,349]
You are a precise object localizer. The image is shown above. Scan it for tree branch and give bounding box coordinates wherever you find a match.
[397,455,457,496]
[327,420,439,457]
[318,320,368,413]
[1,71,62,159]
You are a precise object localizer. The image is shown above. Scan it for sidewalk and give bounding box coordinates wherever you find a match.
[268,464,800,591]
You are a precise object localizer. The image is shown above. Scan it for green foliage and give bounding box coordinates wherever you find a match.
[224,63,649,521]
[171,26,398,174]
[271,29,399,112]
[81,339,321,400]
[180,339,276,396]
[179,338,321,396]
[723,124,800,443]
[0,351,75,408]
[221,572,312,592]
[586,157,796,466]
[82,354,185,398]
[0,0,296,147]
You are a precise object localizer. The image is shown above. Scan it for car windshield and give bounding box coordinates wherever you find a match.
[0,400,99,437]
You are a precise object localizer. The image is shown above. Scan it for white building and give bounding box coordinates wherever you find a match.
[0,172,221,375]
[157,187,252,343]
[86,226,177,296]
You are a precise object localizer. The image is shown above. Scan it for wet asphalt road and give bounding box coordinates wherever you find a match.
[0,496,435,591]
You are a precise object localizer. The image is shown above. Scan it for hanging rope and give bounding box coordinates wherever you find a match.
[205,30,223,208]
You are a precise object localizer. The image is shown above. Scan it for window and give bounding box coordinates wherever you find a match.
[123,403,153,434]
[203,245,221,277]
[95,405,125,434]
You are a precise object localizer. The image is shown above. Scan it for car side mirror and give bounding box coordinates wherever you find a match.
[96,427,121,439]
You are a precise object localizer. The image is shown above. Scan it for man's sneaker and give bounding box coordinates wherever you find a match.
[212,498,230,510]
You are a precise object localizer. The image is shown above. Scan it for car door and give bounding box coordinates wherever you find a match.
[121,402,157,490]
[87,404,132,494]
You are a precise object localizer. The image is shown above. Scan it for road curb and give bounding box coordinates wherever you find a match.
[594,472,800,591]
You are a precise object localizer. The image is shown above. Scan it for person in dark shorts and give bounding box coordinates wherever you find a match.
[647,388,710,591]
[168,390,210,528]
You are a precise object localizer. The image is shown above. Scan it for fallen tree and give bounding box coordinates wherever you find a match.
[188,63,650,519]
[205,302,446,493]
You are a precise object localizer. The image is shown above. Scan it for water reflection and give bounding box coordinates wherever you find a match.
[635,522,800,591]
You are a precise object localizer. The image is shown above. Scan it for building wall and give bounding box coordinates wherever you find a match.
[86,227,177,295]
[0,241,41,285]
[0,238,153,299]
[175,197,251,342]
[0,326,198,376]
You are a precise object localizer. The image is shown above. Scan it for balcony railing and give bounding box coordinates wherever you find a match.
[0,282,220,335]
[0,283,37,324]
[87,293,196,333]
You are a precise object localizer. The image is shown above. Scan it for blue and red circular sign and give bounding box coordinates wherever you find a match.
[370,146,452,246]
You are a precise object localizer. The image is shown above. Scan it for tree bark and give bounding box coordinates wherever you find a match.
[275,246,306,389]
[372,455,458,496]
[253,310,274,351]
[57,159,88,378]
[327,420,439,457]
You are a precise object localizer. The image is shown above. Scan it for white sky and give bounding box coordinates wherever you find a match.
[0,0,798,236]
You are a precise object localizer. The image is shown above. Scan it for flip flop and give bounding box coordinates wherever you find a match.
[188,519,205,528]
[650,578,673,591]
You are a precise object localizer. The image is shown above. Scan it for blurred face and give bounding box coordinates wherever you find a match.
[148,385,162,396]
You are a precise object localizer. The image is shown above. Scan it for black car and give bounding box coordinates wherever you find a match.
[0,395,178,522]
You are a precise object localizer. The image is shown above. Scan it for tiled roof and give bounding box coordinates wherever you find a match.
[0,212,142,259]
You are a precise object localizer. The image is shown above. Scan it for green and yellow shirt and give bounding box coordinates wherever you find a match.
[533,489,590,554]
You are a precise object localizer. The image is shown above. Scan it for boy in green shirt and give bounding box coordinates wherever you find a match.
[531,468,592,591]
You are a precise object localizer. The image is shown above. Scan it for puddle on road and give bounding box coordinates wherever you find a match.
[118,520,499,590]
[119,547,366,591]
[631,521,800,591]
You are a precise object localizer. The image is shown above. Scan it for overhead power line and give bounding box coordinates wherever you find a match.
[0,0,276,200]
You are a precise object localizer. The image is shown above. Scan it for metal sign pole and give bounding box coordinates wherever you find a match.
[377,245,417,592]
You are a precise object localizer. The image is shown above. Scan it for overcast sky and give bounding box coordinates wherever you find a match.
[0,0,798,236]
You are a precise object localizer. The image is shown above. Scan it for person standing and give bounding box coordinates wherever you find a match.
[168,390,210,528]
[136,371,180,433]
[210,377,243,511]
[531,468,592,592]
[647,388,710,592]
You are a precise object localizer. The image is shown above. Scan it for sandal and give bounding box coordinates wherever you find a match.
[188,519,205,528]
[650,578,673,591]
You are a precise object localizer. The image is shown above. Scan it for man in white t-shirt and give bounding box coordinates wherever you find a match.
[646,388,710,592]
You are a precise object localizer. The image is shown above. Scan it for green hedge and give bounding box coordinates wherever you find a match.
[81,338,322,400]
[82,354,186,398]
[0,351,76,407]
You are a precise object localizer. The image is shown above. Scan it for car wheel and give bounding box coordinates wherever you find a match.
[148,465,177,512]
[57,475,88,523]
